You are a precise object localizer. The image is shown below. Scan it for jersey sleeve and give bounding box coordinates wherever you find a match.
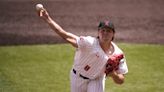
[76,36,94,49]
[116,57,128,74]
[112,42,128,75]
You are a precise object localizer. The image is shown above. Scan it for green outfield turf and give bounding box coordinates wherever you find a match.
[0,43,164,92]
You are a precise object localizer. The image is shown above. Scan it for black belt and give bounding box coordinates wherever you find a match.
[73,69,90,80]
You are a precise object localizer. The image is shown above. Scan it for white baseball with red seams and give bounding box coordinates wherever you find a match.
[70,36,128,92]
[36,4,44,11]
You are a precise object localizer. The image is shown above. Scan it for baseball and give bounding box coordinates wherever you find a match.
[36,4,44,11]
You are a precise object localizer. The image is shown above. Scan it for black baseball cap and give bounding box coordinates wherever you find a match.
[98,20,115,32]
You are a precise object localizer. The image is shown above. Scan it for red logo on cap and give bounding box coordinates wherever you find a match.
[105,21,109,26]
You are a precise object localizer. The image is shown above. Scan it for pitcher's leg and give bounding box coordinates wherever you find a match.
[87,76,106,92]
[70,71,88,92]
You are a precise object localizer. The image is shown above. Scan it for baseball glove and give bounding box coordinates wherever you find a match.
[105,54,124,76]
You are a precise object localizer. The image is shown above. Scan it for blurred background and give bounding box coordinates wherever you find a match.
[0,0,164,92]
[0,0,164,45]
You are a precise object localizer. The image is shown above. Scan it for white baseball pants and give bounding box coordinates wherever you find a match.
[70,70,106,92]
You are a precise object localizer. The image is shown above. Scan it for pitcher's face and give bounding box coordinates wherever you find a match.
[98,27,114,43]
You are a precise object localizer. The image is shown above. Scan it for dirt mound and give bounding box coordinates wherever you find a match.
[0,0,164,45]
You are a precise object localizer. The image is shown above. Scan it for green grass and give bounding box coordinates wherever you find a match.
[0,43,164,92]
[0,44,74,92]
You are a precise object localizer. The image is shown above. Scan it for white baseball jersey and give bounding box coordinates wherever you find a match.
[70,36,128,92]
[73,36,128,79]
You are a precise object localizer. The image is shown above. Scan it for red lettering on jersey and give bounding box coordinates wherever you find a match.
[96,52,99,58]
[84,65,91,71]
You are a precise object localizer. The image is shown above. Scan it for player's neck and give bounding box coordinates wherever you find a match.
[99,41,112,54]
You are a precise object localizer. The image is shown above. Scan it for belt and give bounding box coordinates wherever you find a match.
[73,69,90,80]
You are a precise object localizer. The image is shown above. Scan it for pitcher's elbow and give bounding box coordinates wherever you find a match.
[117,80,124,85]
[115,78,124,85]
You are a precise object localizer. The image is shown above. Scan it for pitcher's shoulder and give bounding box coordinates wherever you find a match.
[111,42,124,54]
